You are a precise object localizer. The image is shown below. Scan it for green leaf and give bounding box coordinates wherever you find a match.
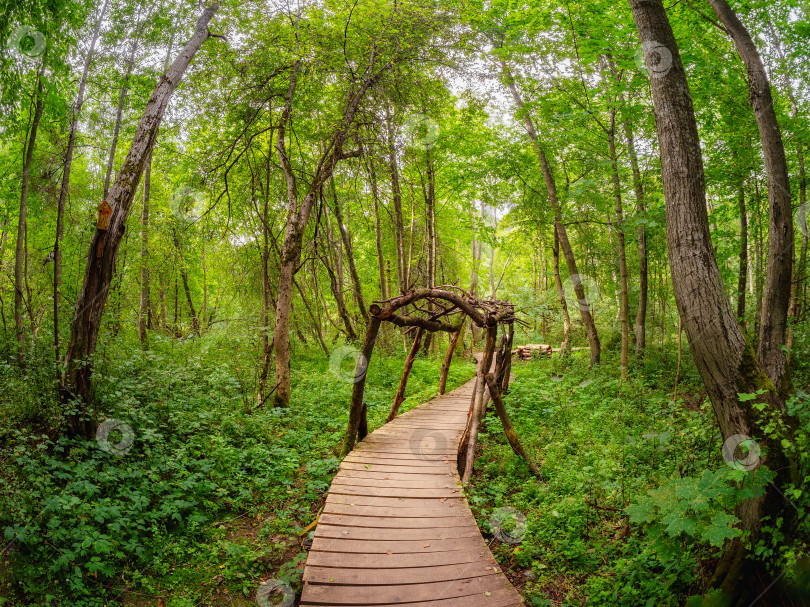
[703,512,741,547]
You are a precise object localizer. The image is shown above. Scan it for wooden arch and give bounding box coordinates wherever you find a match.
[338,288,540,483]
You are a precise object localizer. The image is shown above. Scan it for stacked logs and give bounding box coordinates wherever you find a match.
[513,344,553,360]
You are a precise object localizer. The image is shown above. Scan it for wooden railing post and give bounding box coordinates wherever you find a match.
[438,322,465,395]
[460,322,498,483]
[387,327,425,422]
[485,373,541,478]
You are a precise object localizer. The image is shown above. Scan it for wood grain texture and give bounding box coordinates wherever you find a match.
[300,377,524,606]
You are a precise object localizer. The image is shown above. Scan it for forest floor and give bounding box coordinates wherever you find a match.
[1,336,808,606]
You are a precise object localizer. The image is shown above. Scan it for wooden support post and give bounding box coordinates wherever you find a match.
[500,322,514,394]
[460,323,497,484]
[359,400,368,440]
[485,373,542,478]
[387,327,425,422]
[340,315,381,457]
[438,322,465,395]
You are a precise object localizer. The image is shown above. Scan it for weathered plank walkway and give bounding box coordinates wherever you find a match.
[300,376,524,606]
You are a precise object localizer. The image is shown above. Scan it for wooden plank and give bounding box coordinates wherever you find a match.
[305,547,491,568]
[318,513,472,529]
[303,561,501,585]
[310,536,489,554]
[325,494,468,509]
[339,462,456,475]
[301,575,514,604]
[337,469,458,481]
[323,503,471,518]
[300,587,521,607]
[331,476,462,490]
[328,485,463,499]
[314,523,481,541]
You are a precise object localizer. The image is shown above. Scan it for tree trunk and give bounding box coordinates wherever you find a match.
[272,62,388,407]
[138,153,151,348]
[628,1,797,601]
[103,22,143,199]
[367,151,387,299]
[737,181,748,324]
[421,146,438,354]
[770,25,806,357]
[330,177,368,322]
[257,150,274,406]
[499,60,600,365]
[624,118,647,357]
[387,327,424,421]
[553,225,571,351]
[61,4,220,434]
[386,106,406,295]
[15,61,46,360]
[172,227,199,335]
[56,0,108,367]
[707,0,793,395]
[294,277,328,355]
[609,111,630,380]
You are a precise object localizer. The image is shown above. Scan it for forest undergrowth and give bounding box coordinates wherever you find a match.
[470,345,810,606]
[0,332,474,606]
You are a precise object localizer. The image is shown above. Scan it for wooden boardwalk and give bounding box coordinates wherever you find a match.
[300,377,524,606]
